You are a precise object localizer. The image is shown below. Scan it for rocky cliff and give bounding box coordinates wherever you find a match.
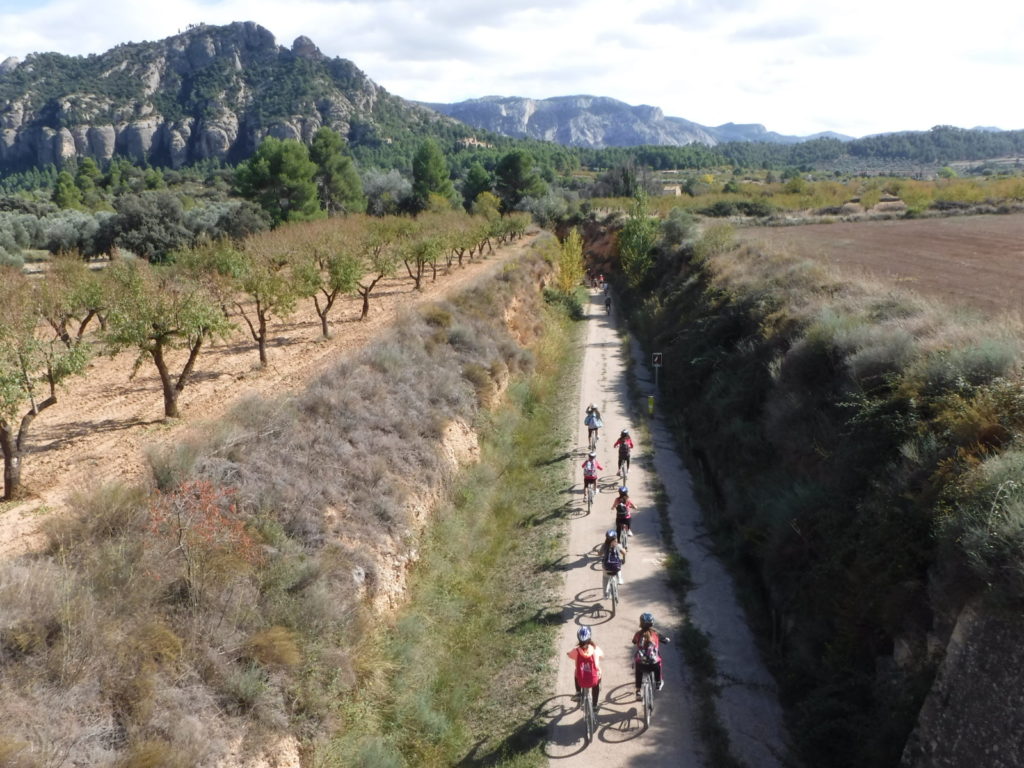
[0,22,452,170]
[422,94,852,148]
[900,597,1024,767]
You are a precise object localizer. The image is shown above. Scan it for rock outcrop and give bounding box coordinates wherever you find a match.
[900,598,1024,767]
[0,21,448,170]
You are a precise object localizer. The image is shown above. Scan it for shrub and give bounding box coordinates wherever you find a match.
[244,626,301,669]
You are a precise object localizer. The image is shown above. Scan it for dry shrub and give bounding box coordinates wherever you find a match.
[244,626,301,669]
[0,738,34,768]
[46,482,150,550]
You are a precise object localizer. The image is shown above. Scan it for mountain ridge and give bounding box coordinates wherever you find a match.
[420,94,856,148]
[0,21,458,171]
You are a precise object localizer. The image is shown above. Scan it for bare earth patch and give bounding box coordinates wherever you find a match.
[737,213,1024,315]
[0,235,539,558]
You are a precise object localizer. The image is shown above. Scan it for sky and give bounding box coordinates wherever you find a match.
[1,0,1022,138]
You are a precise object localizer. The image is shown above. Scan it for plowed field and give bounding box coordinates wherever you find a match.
[738,214,1024,315]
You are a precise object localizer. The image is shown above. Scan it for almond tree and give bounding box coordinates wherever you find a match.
[235,230,300,365]
[0,268,89,499]
[35,254,107,347]
[104,261,232,418]
[291,221,362,337]
[355,217,410,320]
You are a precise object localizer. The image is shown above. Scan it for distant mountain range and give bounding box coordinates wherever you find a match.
[0,22,1018,174]
[420,95,854,148]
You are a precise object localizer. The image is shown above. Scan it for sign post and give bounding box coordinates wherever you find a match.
[652,352,663,389]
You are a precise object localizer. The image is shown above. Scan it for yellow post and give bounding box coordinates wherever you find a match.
[647,395,655,416]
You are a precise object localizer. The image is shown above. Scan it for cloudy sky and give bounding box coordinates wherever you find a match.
[1,0,1021,138]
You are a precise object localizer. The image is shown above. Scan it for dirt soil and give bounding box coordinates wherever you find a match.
[0,236,538,558]
[737,213,1024,316]
[543,290,788,766]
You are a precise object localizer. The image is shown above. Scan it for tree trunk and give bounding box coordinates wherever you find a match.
[357,273,384,321]
[0,425,20,501]
[1,395,56,500]
[258,311,268,366]
[315,291,336,338]
[151,342,180,418]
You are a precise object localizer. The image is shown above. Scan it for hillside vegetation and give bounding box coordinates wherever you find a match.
[613,222,1024,767]
[0,237,561,765]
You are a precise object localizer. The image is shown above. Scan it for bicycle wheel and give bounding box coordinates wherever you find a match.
[609,575,619,614]
[582,688,597,742]
[586,484,593,514]
[618,525,628,551]
[642,671,654,728]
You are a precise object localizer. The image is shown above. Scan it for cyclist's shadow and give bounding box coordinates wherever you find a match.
[595,684,647,743]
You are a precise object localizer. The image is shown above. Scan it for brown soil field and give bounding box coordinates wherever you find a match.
[737,213,1024,316]
[0,234,540,558]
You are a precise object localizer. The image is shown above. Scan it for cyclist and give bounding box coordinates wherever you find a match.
[582,451,603,500]
[567,626,604,710]
[584,404,603,446]
[632,612,666,698]
[604,294,611,314]
[613,429,634,477]
[599,528,626,595]
[612,486,636,537]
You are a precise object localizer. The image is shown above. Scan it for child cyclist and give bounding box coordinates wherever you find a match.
[599,528,626,594]
[613,429,634,477]
[632,612,669,698]
[612,485,637,538]
[567,626,604,710]
[581,451,603,500]
[584,404,603,447]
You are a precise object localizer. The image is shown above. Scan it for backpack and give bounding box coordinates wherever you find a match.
[575,648,600,688]
[603,543,623,573]
[583,460,597,476]
[616,502,630,519]
[584,413,597,428]
[635,638,658,666]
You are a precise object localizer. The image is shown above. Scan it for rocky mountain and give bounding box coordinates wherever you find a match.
[422,95,854,148]
[0,22,456,171]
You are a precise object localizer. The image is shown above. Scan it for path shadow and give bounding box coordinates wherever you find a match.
[534,450,573,468]
[539,551,590,574]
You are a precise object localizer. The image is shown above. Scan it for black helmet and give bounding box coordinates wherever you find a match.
[639,612,654,629]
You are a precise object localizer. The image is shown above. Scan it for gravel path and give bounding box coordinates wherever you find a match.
[544,287,791,766]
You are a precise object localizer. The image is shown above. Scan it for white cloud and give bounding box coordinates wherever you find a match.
[0,0,1022,137]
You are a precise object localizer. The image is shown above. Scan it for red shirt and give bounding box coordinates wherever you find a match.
[612,496,637,512]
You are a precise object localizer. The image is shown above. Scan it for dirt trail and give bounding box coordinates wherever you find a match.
[0,236,537,558]
[544,289,790,766]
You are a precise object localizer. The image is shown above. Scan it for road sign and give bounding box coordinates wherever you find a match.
[652,352,663,368]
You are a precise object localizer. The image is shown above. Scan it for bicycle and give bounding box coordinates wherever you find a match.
[617,454,630,483]
[581,685,597,742]
[604,297,611,314]
[603,570,619,614]
[584,481,595,515]
[635,636,669,729]
[640,667,655,728]
[588,428,598,451]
